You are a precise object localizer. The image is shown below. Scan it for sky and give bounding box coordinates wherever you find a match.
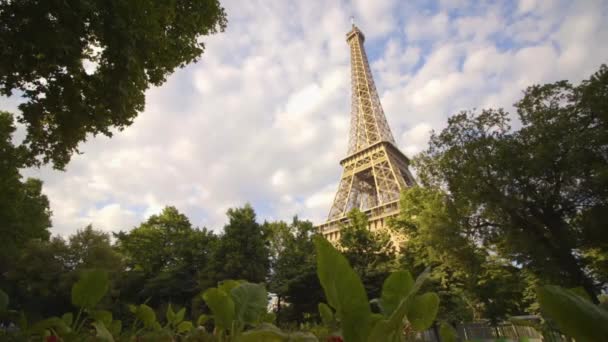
[2,0,608,236]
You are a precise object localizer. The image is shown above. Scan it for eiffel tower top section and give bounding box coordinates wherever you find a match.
[345,24,396,155]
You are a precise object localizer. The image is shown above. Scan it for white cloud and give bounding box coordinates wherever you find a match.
[2,0,606,237]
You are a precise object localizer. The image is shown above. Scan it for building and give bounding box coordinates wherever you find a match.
[318,24,416,242]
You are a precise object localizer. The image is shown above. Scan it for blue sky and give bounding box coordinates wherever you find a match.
[3,0,607,236]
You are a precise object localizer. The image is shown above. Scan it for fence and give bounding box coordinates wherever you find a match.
[419,321,554,342]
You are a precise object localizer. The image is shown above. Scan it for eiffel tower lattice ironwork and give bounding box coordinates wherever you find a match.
[319,24,416,241]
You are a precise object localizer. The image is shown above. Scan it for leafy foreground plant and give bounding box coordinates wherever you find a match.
[536,285,608,341]
[1,237,458,341]
[313,236,456,342]
[0,269,202,341]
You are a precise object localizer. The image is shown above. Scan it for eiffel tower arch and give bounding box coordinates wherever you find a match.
[318,24,416,242]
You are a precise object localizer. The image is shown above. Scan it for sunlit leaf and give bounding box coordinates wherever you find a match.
[314,236,371,342]
[177,321,193,333]
[231,282,268,325]
[537,285,608,341]
[439,322,458,342]
[203,287,235,330]
[407,292,439,331]
[92,321,115,341]
[380,270,414,316]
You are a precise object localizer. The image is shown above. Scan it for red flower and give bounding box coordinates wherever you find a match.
[327,336,344,342]
[46,336,58,342]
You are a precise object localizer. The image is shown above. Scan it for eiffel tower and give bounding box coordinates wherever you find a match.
[319,24,416,241]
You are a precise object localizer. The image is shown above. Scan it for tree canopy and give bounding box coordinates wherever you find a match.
[414,64,608,302]
[0,0,227,168]
[0,111,51,274]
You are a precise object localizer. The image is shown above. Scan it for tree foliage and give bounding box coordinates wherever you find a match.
[213,204,269,284]
[114,206,217,308]
[339,209,395,300]
[0,0,227,168]
[0,111,51,274]
[394,186,529,324]
[266,217,323,324]
[414,64,608,302]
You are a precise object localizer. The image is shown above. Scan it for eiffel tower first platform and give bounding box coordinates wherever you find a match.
[318,24,416,242]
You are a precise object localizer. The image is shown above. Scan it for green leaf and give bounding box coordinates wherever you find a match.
[367,318,397,342]
[30,317,70,335]
[407,292,439,331]
[537,285,608,341]
[314,236,372,342]
[197,314,210,326]
[231,282,268,325]
[177,321,193,333]
[135,304,158,329]
[0,289,8,311]
[175,307,185,324]
[369,268,432,340]
[238,323,286,341]
[202,287,235,330]
[166,303,176,324]
[318,302,334,326]
[568,287,592,302]
[71,270,109,309]
[380,270,414,316]
[91,310,113,327]
[288,331,319,341]
[439,322,458,342]
[110,320,122,336]
[92,321,115,341]
[61,312,73,327]
[219,279,242,293]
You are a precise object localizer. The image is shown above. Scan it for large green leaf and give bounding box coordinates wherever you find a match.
[175,307,185,325]
[71,270,109,309]
[177,321,193,333]
[203,287,235,330]
[135,304,158,329]
[219,279,242,293]
[91,310,112,327]
[73,271,108,308]
[61,312,73,327]
[407,292,439,331]
[439,322,458,342]
[318,303,334,326]
[238,323,286,341]
[287,332,319,341]
[231,282,268,325]
[314,236,372,342]
[166,303,176,324]
[380,271,414,316]
[238,324,318,342]
[92,321,115,342]
[537,285,608,341]
[369,268,432,340]
[367,318,396,342]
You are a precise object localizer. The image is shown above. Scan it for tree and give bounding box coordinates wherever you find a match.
[114,206,217,308]
[394,186,529,324]
[266,217,324,325]
[213,204,269,284]
[3,225,123,320]
[415,64,608,302]
[339,209,396,300]
[0,111,51,274]
[67,225,123,273]
[3,238,71,320]
[0,0,227,169]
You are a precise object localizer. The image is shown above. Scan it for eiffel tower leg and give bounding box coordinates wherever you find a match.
[328,173,354,220]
